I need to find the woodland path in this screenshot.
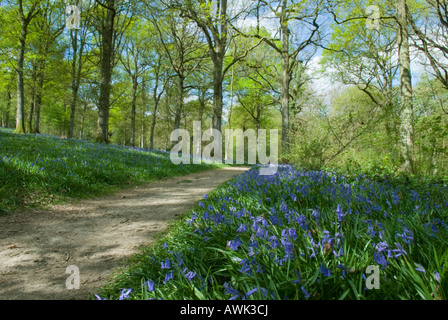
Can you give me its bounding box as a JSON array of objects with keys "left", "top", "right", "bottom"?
[{"left": 0, "top": 166, "right": 250, "bottom": 300}]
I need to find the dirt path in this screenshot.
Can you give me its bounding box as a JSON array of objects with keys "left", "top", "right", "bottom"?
[{"left": 0, "top": 166, "right": 250, "bottom": 300}]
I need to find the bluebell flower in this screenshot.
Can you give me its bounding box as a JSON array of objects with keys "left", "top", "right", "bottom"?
[
  {"left": 161, "top": 259, "right": 171, "bottom": 269},
  {"left": 240, "top": 259, "right": 253, "bottom": 275},
  {"left": 143, "top": 280, "right": 155, "bottom": 292},
  {"left": 374, "top": 252, "right": 388, "bottom": 268},
  {"left": 183, "top": 268, "right": 197, "bottom": 281},
  {"left": 301, "top": 286, "right": 310, "bottom": 298},
  {"left": 435, "top": 271, "right": 441, "bottom": 283},
  {"left": 163, "top": 272, "right": 173, "bottom": 284},
  {"left": 237, "top": 224, "right": 247, "bottom": 233},
  {"left": 375, "top": 242, "right": 389, "bottom": 253},
  {"left": 281, "top": 238, "right": 294, "bottom": 257},
  {"left": 246, "top": 287, "right": 258, "bottom": 297},
  {"left": 269, "top": 235, "right": 279, "bottom": 248},
  {"left": 320, "top": 264, "right": 331, "bottom": 277},
  {"left": 248, "top": 246, "right": 256, "bottom": 257},
  {"left": 227, "top": 238, "right": 241, "bottom": 251},
  {"left": 392, "top": 242, "right": 407, "bottom": 258},
  {"left": 336, "top": 204, "right": 346, "bottom": 222},
  {"left": 223, "top": 282, "right": 241, "bottom": 300},
  {"left": 415, "top": 264, "right": 426, "bottom": 273},
  {"left": 119, "top": 288, "right": 132, "bottom": 300}
]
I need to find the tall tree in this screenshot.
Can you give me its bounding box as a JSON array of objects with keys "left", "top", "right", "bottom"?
[
  {"left": 397, "top": 0, "right": 415, "bottom": 173},
  {"left": 149, "top": 7, "right": 206, "bottom": 143},
  {"left": 13, "top": 0, "right": 40, "bottom": 134},
  {"left": 119, "top": 18, "right": 150, "bottom": 147},
  {"left": 170, "top": 0, "right": 263, "bottom": 134},
  {"left": 68, "top": 0, "right": 94, "bottom": 138},
  {"left": 93, "top": 0, "right": 132, "bottom": 143},
  {"left": 28, "top": 0, "right": 65, "bottom": 133},
  {"left": 235, "top": 0, "right": 322, "bottom": 153}
]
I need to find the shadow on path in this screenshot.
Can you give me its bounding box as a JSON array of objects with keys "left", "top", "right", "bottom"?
[{"left": 0, "top": 166, "right": 250, "bottom": 300}]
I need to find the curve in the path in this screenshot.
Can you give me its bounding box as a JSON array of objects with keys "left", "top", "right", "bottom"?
[{"left": 0, "top": 166, "right": 250, "bottom": 300}]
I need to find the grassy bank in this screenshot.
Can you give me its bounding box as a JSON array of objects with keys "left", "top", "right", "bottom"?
[
  {"left": 0, "top": 129, "right": 222, "bottom": 213},
  {"left": 96, "top": 165, "right": 448, "bottom": 300}
]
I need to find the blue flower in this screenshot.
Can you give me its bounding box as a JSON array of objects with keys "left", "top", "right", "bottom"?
[
  {"left": 183, "top": 268, "right": 197, "bottom": 281},
  {"left": 268, "top": 235, "right": 279, "bottom": 248},
  {"left": 143, "top": 280, "right": 155, "bottom": 292},
  {"left": 237, "top": 224, "right": 247, "bottom": 233},
  {"left": 246, "top": 287, "right": 258, "bottom": 297},
  {"left": 375, "top": 242, "right": 389, "bottom": 253},
  {"left": 223, "top": 282, "right": 241, "bottom": 300},
  {"left": 163, "top": 272, "right": 173, "bottom": 284},
  {"left": 301, "top": 286, "right": 310, "bottom": 298},
  {"left": 374, "top": 251, "right": 388, "bottom": 268},
  {"left": 320, "top": 264, "right": 331, "bottom": 277},
  {"left": 415, "top": 264, "right": 426, "bottom": 273},
  {"left": 227, "top": 238, "right": 241, "bottom": 251},
  {"left": 161, "top": 259, "right": 171, "bottom": 269},
  {"left": 435, "top": 271, "right": 441, "bottom": 283},
  {"left": 336, "top": 204, "right": 346, "bottom": 222},
  {"left": 119, "top": 288, "right": 132, "bottom": 300}
]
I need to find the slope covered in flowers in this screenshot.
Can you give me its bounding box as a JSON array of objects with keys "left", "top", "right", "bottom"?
[
  {"left": 0, "top": 129, "right": 220, "bottom": 212},
  {"left": 98, "top": 165, "right": 448, "bottom": 300}
]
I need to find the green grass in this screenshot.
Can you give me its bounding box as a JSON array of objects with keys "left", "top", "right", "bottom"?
[{"left": 0, "top": 129, "right": 223, "bottom": 213}]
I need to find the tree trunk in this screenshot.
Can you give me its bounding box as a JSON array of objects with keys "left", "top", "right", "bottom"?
[
  {"left": 173, "top": 76, "right": 184, "bottom": 146},
  {"left": 28, "top": 101, "right": 34, "bottom": 133},
  {"left": 15, "top": 20, "right": 28, "bottom": 134},
  {"left": 150, "top": 87, "right": 160, "bottom": 150},
  {"left": 280, "top": 0, "right": 290, "bottom": 154},
  {"left": 5, "top": 90, "right": 12, "bottom": 128},
  {"left": 33, "top": 66, "right": 44, "bottom": 134},
  {"left": 80, "top": 101, "right": 87, "bottom": 140},
  {"left": 96, "top": 0, "right": 116, "bottom": 143},
  {"left": 212, "top": 48, "right": 224, "bottom": 133},
  {"left": 69, "top": 29, "right": 80, "bottom": 139},
  {"left": 140, "top": 76, "right": 147, "bottom": 149},
  {"left": 397, "top": 0, "right": 414, "bottom": 173},
  {"left": 130, "top": 75, "right": 138, "bottom": 147}
]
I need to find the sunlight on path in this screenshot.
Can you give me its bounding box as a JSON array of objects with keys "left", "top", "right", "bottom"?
[{"left": 0, "top": 166, "right": 250, "bottom": 300}]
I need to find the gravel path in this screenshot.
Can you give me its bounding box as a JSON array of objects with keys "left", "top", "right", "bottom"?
[{"left": 0, "top": 166, "right": 250, "bottom": 300}]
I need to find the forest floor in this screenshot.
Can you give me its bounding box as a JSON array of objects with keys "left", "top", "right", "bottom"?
[{"left": 0, "top": 166, "right": 250, "bottom": 300}]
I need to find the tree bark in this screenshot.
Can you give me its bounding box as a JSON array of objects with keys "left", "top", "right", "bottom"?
[
  {"left": 33, "top": 64, "right": 45, "bottom": 134},
  {"left": 96, "top": 0, "right": 116, "bottom": 143},
  {"left": 397, "top": 0, "right": 415, "bottom": 173},
  {"left": 212, "top": 50, "right": 224, "bottom": 133},
  {"left": 173, "top": 76, "right": 184, "bottom": 132},
  {"left": 130, "top": 75, "right": 138, "bottom": 147},
  {"left": 140, "top": 76, "right": 147, "bottom": 149},
  {"left": 69, "top": 28, "right": 84, "bottom": 139},
  {"left": 15, "top": 19, "right": 28, "bottom": 134},
  {"left": 280, "top": 0, "right": 290, "bottom": 154}
]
